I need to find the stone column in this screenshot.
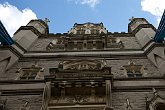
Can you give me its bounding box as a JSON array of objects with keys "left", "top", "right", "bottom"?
[
  {"left": 41, "top": 81, "right": 51, "bottom": 110},
  {"left": 105, "top": 80, "right": 113, "bottom": 110}
]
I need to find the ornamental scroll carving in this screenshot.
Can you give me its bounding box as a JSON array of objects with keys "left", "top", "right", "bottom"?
[
  {"left": 68, "top": 22, "right": 107, "bottom": 35},
  {"left": 50, "top": 95, "right": 105, "bottom": 105},
  {"left": 49, "top": 60, "right": 111, "bottom": 78},
  {"left": 61, "top": 60, "right": 107, "bottom": 70}
]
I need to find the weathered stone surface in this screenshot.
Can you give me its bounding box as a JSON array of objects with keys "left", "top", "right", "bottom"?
[
  {"left": 0, "top": 18, "right": 165, "bottom": 110},
  {"left": 1, "top": 95, "right": 42, "bottom": 110}
]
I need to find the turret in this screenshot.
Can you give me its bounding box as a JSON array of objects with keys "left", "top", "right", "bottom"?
[
  {"left": 146, "top": 10, "right": 165, "bottom": 74},
  {"left": 27, "top": 19, "right": 49, "bottom": 34},
  {"left": 12, "top": 19, "right": 49, "bottom": 50},
  {"left": 128, "top": 18, "right": 156, "bottom": 48}
]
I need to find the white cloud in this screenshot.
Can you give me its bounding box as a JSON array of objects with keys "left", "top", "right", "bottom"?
[
  {"left": 0, "top": 2, "right": 37, "bottom": 36},
  {"left": 141, "top": 0, "right": 165, "bottom": 24},
  {"left": 68, "top": 0, "right": 101, "bottom": 8}
]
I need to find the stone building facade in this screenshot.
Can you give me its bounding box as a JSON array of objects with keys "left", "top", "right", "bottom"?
[{"left": 0, "top": 18, "right": 165, "bottom": 110}]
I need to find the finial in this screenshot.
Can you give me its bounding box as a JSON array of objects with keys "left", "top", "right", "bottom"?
[
  {"left": 129, "top": 16, "right": 134, "bottom": 22},
  {"left": 23, "top": 101, "right": 29, "bottom": 107},
  {"left": 74, "top": 23, "right": 77, "bottom": 26},
  {"left": 34, "top": 61, "right": 38, "bottom": 67},
  {"left": 152, "top": 88, "right": 158, "bottom": 96},
  {"left": 44, "top": 18, "right": 50, "bottom": 25},
  {"left": 126, "top": 98, "right": 132, "bottom": 110},
  {"left": 145, "top": 95, "right": 149, "bottom": 102},
  {"left": 100, "top": 22, "right": 103, "bottom": 26},
  {"left": 128, "top": 59, "right": 135, "bottom": 65},
  {"left": 20, "top": 101, "right": 29, "bottom": 110}
]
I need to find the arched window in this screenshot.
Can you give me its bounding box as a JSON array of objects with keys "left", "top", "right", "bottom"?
[{"left": 155, "top": 103, "right": 165, "bottom": 110}]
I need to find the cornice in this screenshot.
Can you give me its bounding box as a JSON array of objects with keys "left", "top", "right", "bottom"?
[
  {"left": 13, "top": 26, "right": 43, "bottom": 37},
  {"left": 131, "top": 24, "right": 156, "bottom": 35},
  {"left": 128, "top": 18, "right": 149, "bottom": 26},
  {"left": 0, "top": 79, "right": 45, "bottom": 84},
  {"left": 0, "top": 44, "right": 23, "bottom": 57},
  {"left": 144, "top": 43, "right": 165, "bottom": 55}
]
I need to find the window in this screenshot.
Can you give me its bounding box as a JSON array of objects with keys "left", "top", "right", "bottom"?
[
  {"left": 122, "top": 61, "right": 145, "bottom": 78},
  {"left": 67, "top": 42, "right": 74, "bottom": 50},
  {"left": 146, "top": 88, "right": 165, "bottom": 110},
  {"left": 77, "top": 42, "right": 83, "bottom": 50},
  {"left": 106, "top": 37, "right": 124, "bottom": 49},
  {"left": 87, "top": 41, "right": 93, "bottom": 49},
  {"left": 20, "top": 72, "right": 37, "bottom": 80},
  {"left": 47, "top": 39, "right": 65, "bottom": 51},
  {"left": 127, "top": 71, "right": 134, "bottom": 77},
  {"left": 17, "top": 65, "right": 44, "bottom": 80},
  {"left": 85, "top": 29, "right": 91, "bottom": 34},
  {"left": 96, "top": 41, "right": 103, "bottom": 49}
]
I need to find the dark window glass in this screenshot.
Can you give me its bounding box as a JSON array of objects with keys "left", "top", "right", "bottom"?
[
  {"left": 135, "top": 73, "right": 142, "bottom": 77},
  {"left": 127, "top": 74, "right": 134, "bottom": 77}
]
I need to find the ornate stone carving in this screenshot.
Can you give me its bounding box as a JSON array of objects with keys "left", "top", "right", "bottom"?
[
  {"left": 49, "top": 95, "right": 106, "bottom": 105},
  {"left": 16, "top": 64, "right": 44, "bottom": 80},
  {"left": 19, "top": 101, "right": 29, "bottom": 110},
  {"left": 146, "top": 88, "right": 165, "bottom": 110},
  {"left": 49, "top": 60, "right": 110, "bottom": 78},
  {"left": 122, "top": 60, "right": 145, "bottom": 77},
  {"left": 106, "top": 37, "right": 124, "bottom": 49},
  {"left": 66, "top": 95, "right": 89, "bottom": 104},
  {"left": 68, "top": 22, "right": 107, "bottom": 35},
  {"left": 62, "top": 60, "right": 106, "bottom": 70},
  {"left": 44, "top": 18, "right": 50, "bottom": 25}
]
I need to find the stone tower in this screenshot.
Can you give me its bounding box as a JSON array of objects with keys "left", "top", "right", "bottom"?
[{"left": 0, "top": 18, "right": 165, "bottom": 110}]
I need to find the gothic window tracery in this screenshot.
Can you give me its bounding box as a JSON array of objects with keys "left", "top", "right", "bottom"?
[{"left": 20, "top": 72, "right": 37, "bottom": 80}]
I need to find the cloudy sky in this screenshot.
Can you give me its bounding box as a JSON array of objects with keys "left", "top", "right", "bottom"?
[{"left": 0, "top": 0, "right": 164, "bottom": 36}]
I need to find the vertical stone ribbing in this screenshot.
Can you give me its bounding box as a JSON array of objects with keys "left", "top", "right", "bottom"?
[{"left": 105, "top": 80, "right": 113, "bottom": 110}]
